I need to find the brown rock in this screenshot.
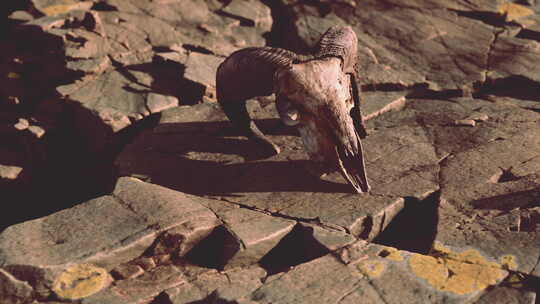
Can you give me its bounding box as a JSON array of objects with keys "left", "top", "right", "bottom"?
[
  {"left": 0, "top": 177, "right": 220, "bottom": 271},
  {"left": 183, "top": 52, "right": 223, "bottom": 102},
  {"left": 166, "top": 266, "right": 266, "bottom": 303},
  {"left": 115, "top": 102, "right": 409, "bottom": 239},
  {"left": 221, "top": 0, "right": 272, "bottom": 31},
  {"left": 200, "top": 200, "right": 296, "bottom": 269},
  {"left": 81, "top": 265, "right": 185, "bottom": 304},
  {"left": 111, "top": 264, "right": 144, "bottom": 280}
]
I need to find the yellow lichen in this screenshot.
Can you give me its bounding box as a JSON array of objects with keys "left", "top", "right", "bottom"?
[
  {"left": 409, "top": 244, "right": 509, "bottom": 295},
  {"left": 7, "top": 72, "right": 21, "bottom": 79},
  {"left": 378, "top": 247, "right": 404, "bottom": 262},
  {"left": 497, "top": 2, "right": 534, "bottom": 21},
  {"left": 499, "top": 255, "right": 518, "bottom": 271},
  {"left": 357, "top": 259, "right": 386, "bottom": 278},
  {"left": 52, "top": 264, "right": 110, "bottom": 300}
]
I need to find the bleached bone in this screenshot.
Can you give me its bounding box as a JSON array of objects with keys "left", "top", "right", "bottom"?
[{"left": 216, "top": 26, "right": 370, "bottom": 193}]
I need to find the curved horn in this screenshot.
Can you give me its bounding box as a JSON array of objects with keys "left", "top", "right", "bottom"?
[
  {"left": 217, "top": 47, "right": 298, "bottom": 154},
  {"left": 315, "top": 26, "right": 358, "bottom": 74},
  {"left": 317, "top": 26, "right": 368, "bottom": 139}
]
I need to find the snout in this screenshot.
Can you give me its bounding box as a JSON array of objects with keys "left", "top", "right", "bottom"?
[{"left": 297, "top": 113, "right": 370, "bottom": 193}]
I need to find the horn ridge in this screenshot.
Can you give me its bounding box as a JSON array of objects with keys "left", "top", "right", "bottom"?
[{"left": 315, "top": 26, "right": 358, "bottom": 73}]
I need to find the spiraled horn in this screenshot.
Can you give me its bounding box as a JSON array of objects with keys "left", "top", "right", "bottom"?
[
  {"left": 216, "top": 47, "right": 298, "bottom": 154},
  {"left": 315, "top": 26, "right": 358, "bottom": 74}
]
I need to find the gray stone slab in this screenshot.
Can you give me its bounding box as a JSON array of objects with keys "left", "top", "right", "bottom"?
[
  {"left": 199, "top": 199, "right": 296, "bottom": 269},
  {"left": 278, "top": 0, "right": 540, "bottom": 92},
  {"left": 245, "top": 240, "right": 511, "bottom": 304},
  {"left": 166, "top": 266, "right": 266, "bottom": 303},
  {"left": 115, "top": 101, "right": 413, "bottom": 239},
  {"left": 0, "top": 177, "right": 220, "bottom": 270},
  {"left": 0, "top": 195, "right": 152, "bottom": 269}
]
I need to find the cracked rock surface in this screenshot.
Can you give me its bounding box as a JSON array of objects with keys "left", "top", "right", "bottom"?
[{"left": 1, "top": 0, "right": 539, "bottom": 303}]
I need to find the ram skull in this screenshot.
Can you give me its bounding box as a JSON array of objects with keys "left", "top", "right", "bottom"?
[{"left": 216, "top": 26, "right": 370, "bottom": 193}]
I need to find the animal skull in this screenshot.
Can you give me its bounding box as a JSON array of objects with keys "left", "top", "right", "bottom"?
[{"left": 216, "top": 26, "right": 370, "bottom": 193}]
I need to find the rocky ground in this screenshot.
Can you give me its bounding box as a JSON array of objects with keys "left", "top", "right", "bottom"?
[{"left": 1, "top": 0, "right": 539, "bottom": 303}]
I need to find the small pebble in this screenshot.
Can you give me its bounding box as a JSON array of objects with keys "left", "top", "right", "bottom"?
[{"left": 454, "top": 119, "right": 476, "bottom": 127}]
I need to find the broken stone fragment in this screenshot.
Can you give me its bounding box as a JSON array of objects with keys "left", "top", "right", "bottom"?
[
  {"left": 362, "top": 92, "right": 407, "bottom": 121},
  {"left": 80, "top": 265, "right": 185, "bottom": 304},
  {"left": 221, "top": 0, "right": 272, "bottom": 31},
  {"left": 497, "top": 2, "right": 535, "bottom": 21},
  {"left": 113, "top": 177, "right": 221, "bottom": 256},
  {"left": 183, "top": 52, "right": 223, "bottom": 102},
  {"left": 166, "top": 266, "right": 266, "bottom": 303},
  {"left": 203, "top": 204, "right": 296, "bottom": 269},
  {"left": 454, "top": 119, "right": 476, "bottom": 127},
  {"left": 146, "top": 93, "right": 179, "bottom": 114},
  {"left": 0, "top": 165, "right": 24, "bottom": 180},
  {"left": 111, "top": 263, "right": 144, "bottom": 280},
  {"left": 13, "top": 118, "right": 29, "bottom": 131}
]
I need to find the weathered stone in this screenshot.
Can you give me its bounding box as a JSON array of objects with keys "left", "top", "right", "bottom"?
[
  {"left": 362, "top": 92, "right": 407, "bottom": 121},
  {"left": 454, "top": 119, "right": 476, "bottom": 127},
  {"left": 0, "top": 268, "right": 34, "bottom": 304},
  {"left": 166, "top": 266, "right": 266, "bottom": 303},
  {"left": 199, "top": 199, "right": 296, "bottom": 269},
  {"left": 280, "top": 0, "right": 495, "bottom": 90},
  {"left": 221, "top": 0, "right": 272, "bottom": 31},
  {"left": 475, "top": 285, "right": 537, "bottom": 304},
  {"left": 146, "top": 93, "right": 179, "bottom": 114},
  {"left": 183, "top": 52, "right": 223, "bottom": 102},
  {"left": 113, "top": 177, "right": 221, "bottom": 256},
  {"left": 299, "top": 223, "right": 356, "bottom": 252},
  {"left": 0, "top": 195, "right": 152, "bottom": 269},
  {"left": 132, "top": 257, "right": 156, "bottom": 271},
  {"left": 115, "top": 102, "right": 409, "bottom": 239},
  {"left": 0, "top": 177, "right": 220, "bottom": 271},
  {"left": 81, "top": 265, "right": 185, "bottom": 304},
  {"left": 337, "top": 241, "right": 510, "bottom": 302},
  {"left": 489, "top": 36, "right": 540, "bottom": 83},
  {"left": 111, "top": 263, "right": 144, "bottom": 280},
  {"left": 248, "top": 240, "right": 508, "bottom": 304},
  {"left": 0, "top": 164, "right": 23, "bottom": 180}
]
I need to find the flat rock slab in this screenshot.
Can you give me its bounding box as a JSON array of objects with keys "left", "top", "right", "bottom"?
[
  {"left": 279, "top": 0, "right": 540, "bottom": 91},
  {"left": 80, "top": 265, "right": 185, "bottom": 304},
  {"left": 198, "top": 199, "right": 296, "bottom": 269},
  {"left": 20, "top": 0, "right": 273, "bottom": 153},
  {"left": 371, "top": 96, "right": 540, "bottom": 279},
  {"left": 165, "top": 266, "right": 267, "bottom": 303},
  {"left": 0, "top": 177, "right": 219, "bottom": 270},
  {"left": 241, "top": 241, "right": 512, "bottom": 303},
  {"left": 116, "top": 93, "right": 426, "bottom": 239}
]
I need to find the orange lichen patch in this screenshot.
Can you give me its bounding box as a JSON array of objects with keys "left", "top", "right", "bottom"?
[
  {"left": 52, "top": 264, "right": 111, "bottom": 300},
  {"left": 409, "top": 243, "right": 509, "bottom": 295},
  {"left": 497, "top": 2, "right": 534, "bottom": 21},
  {"left": 499, "top": 255, "right": 518, "bottom": 271},
  {"left": 7, "top": 72, "right": 21, "bottom": 79},
  {"left": 357, "top": 259, "right": 386, "bottom": 278},
  {"left": 378, "top": 247, "right": 404, "bottom": 262}
]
